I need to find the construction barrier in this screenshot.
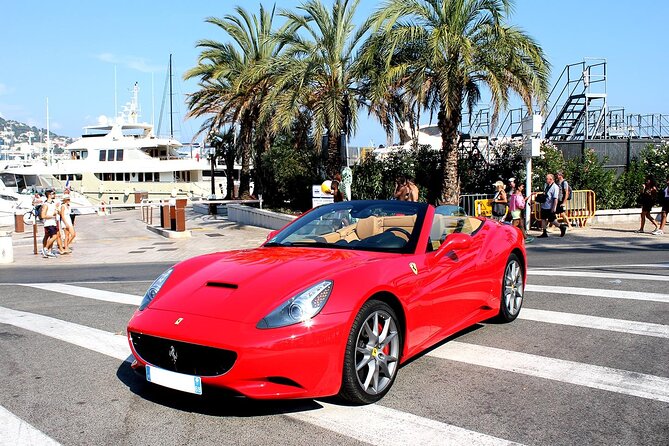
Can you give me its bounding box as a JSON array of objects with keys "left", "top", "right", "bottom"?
[{"left": 474, "top": 199, "right": 494, "bottom": 218}]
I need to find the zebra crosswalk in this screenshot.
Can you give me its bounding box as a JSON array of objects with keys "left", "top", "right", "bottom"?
[{"left": 0, "top": 264, "right": 667, "bottom": 445}]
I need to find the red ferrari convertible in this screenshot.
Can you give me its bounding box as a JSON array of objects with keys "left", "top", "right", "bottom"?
[{"left": 127, "top": 200, "right": 525, "bottom": 404}]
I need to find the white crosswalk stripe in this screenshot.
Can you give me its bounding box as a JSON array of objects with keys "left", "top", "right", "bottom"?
[
  {"left": 518, "top": 308, "right": 669, "bottom": 338},
  {"left": 526, "top": 284, "right": 669, "bottom": 303},
  {"left": 528, "top": 270, "right": 669, "bottom": 281},
  {"left": 428, "top": 342, "right": 669, "bottom": 403},
  {"left": 0, "top": 405, "right": 61, "bottom": 446}
]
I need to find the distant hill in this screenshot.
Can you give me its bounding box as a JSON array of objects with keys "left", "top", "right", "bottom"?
[{"left": 0, "top": 115, "right": 73, "bottom": 147}]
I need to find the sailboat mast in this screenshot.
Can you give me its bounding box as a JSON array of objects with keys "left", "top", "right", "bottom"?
[{"left": 169, "top": 54, "right": 173, "bottom": 139}]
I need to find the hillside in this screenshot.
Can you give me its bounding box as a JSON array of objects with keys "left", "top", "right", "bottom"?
[{"left": 0, "top": 115, "right": 73, "bottom": 147}]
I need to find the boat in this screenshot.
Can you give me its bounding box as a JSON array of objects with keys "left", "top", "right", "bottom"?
[
  {"left": 40, "top": 82, "right": 214, "bottom": 205},
  {"left": 0, "top": 168, "right": 97, "bottom": 222}
]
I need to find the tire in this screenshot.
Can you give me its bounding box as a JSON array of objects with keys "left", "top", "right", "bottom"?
[
  {"left": 497, "top": 253, "right": 524, "bottom": 322},
  {"left": 339, "top": 299, "right": 402, "bottom": 404}
]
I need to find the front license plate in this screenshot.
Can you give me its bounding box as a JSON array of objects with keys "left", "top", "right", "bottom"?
[{"left": 146, "top": 365, "right": 202, "bottom": 395}]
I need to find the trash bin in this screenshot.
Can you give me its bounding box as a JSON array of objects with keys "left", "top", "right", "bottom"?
[
  {"left": 14, "top": 211, "right": 25, "bottom": 233},
  {"left": 0, "top": 231, "right": 13, "bottom": 264}
]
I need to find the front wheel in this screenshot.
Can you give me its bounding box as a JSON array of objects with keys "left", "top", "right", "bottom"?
[
  {"left": 497, "top": 253, "right": 524, "bottom": 322},
  {"left": 339, "top": 300, "right": 402, "bottom": 404}
]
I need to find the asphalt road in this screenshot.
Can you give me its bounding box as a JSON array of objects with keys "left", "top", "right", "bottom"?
[{"left": 0, "top": 245, "right": 668, "bottom": 445}]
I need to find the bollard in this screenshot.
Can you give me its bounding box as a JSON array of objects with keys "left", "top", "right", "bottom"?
[
  {"left": 161, "top": 203, "right": 170, "bottom": 229},
  {"left": 14, "top": 212, "right": 25, "bottom": 233},
  {"left": 0, "top": 231, "right": 13, "bottom": 264},
  {"left": 175, "top": 199, "right": 187, "bottom": 232}
]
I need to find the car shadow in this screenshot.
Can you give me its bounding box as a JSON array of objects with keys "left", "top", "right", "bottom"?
[
  {"left": 398, "top": 324, "right": 485, "bottom": 368},
  {"left": 116, "top": 361, "right": 324, "bottom": 417}
]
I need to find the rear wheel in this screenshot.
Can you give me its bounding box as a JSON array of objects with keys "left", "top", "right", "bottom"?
[
  {"left": 497, "top": 253, "right": 524, "bottom": 322},
  {"left": 339, "top": 300, "right": 401, "bottom": 404}
]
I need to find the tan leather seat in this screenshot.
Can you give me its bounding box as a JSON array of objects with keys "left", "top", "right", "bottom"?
[{"left": 354, "top": 216, "right": 382, "bottom": 240}]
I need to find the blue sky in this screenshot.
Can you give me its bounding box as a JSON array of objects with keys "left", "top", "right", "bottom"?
[{"left": 2, "top": 0, "right": 667, "bottom": 147}]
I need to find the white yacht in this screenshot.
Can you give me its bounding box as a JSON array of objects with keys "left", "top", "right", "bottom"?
[{"left": 47, "top": 83, "right": 212, "bottom": 205}]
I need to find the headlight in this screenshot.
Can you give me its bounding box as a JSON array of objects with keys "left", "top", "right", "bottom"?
[
  {"left": 139, "top": 268, "right": 173, "bottom": 311},
  {"left": 257, "top": 280, "right": 333, "bottom": 329}
]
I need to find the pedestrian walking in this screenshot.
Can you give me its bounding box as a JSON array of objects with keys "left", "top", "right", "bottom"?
[
  {"left": 635, "top": 176, "right": 658, "bottom": 233},
  {"left": 40, "top": 190, "right": 59, "bottom": 258},
  {"left": 555, "top": 171, "right": 572, "bottom": 228},
  {"left": 60, "top": 194, "right": 75, "bottom": 251},
  {"left": 652, "top": 175, "right": 668, "bottom": 235},
  {"left": 491, "top": 180, "right": 507, "bottom": 221},
  {"left": 537, "top": 174, "right": 567, "bottom": 238}
]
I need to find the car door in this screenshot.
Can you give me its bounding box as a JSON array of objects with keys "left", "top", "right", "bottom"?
[{"left": 421, "top": 220, "right": 488, "bottom": 337}]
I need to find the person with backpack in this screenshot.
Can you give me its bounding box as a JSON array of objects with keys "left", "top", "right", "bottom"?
[
  {"left": 537, "top": 174, "right": 567, "bottom": 238},
  {"left": 556, "top": 172, "right": 572, "bottom": 228}
]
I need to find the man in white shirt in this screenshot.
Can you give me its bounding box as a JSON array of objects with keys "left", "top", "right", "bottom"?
[{"left": 538, "top": 174, "right": 567, "bottom": 238}]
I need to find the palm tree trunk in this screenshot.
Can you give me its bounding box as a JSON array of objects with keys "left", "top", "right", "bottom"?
[
  {"left": 238, "top": 114, "right": 253, "bottom": 199},
  {"left": 437, "top": 102, "right": 462, "bottom": 205},
  {"left": 327, "top": 129, "right": 340, "bottom": 179}
]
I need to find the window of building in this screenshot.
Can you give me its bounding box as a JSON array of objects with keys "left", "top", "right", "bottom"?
[
  {"left": 108, "top": 150, "right": 115, "bottom": 161},
  {"left": 99, "top": 150, "right": 106, "bottom": 161},
  {"left": 116, "top": 149, "right": 124, "bottom": 161}
]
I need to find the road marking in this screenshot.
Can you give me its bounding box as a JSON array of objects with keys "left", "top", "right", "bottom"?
[
  {"left": 14, "top": 283, "right": 141, "bottom": 306},
  {"left": 519, "top": 308, "right": 669, "bottom": 338},
  {"left": 0, "top": 405, "right": 61, "bottom": 446},
  {"left": 0, "top": 306, "right": 131, "bottom": 362},
  {"left": 526, "top": 284, "right": 669, "bottom": 303},
  {"left": 290, "top": 402, "right": 522, "bottom": 446},
  {"left": 0, "top": 307, "right": 521, "bottom": 446},
  {"left": 557, "top": 263, "right": 669, "bottom": 270},
  {"left": 528, "top": 270, "right": 669, "bottom": 282},
  {"left": 428, "top": 341, "right": 669, "bottom": 403}
]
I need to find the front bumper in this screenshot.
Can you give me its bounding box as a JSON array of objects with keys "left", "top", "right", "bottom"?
[{"left": 127, "top": 309, "right": 348, "bottom": 399}]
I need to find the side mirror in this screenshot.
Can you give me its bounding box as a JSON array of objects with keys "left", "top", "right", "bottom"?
[
  {"left": 440, "top": 233, "right": 472, "bottom": 252},
  {"left": 266, "top": 230, "right": 279, "bottom": 241},
  {"left": 429, "top": 233, "right": 472, "bottom": 265}
]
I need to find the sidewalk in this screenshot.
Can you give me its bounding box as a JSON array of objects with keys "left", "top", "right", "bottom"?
[
  {"left": 4, "top": 208, "right": 272, "bottom": 267},
  {"left": 1, "top": 207, "right": 666, "bottom": 268}
]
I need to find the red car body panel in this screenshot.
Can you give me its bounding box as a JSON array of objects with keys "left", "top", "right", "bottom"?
[{"left": 127, "top": 201, "right": 525, "bottom": 399}]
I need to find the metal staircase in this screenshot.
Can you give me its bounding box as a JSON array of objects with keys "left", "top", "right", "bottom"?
[{"left": 544, "top": 59, "right": 608, "bottom": 141}]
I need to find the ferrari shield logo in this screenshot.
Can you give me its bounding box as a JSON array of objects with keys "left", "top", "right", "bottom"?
[
  {"left": 409, "top": 262, "right": 418, "bottom": 275},
  {"left": 174, "top": 317, "right": 183, "bottom": 325}
]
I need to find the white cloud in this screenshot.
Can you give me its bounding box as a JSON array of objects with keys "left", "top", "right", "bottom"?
[
  {"left": 95, "top": 53, "right": 164, "bottom": 73},
  {"left": 0, "top": 83, "right": 12, "bottom": 96}
]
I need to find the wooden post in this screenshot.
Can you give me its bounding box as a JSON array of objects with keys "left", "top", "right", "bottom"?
[{"left": 33, "top": 222, "right": 38, "bottom": 255}]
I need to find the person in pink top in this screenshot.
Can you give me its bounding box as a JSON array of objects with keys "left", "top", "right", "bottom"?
[{"left": 509, "top": 183, "right": 532, "bottom": 242}]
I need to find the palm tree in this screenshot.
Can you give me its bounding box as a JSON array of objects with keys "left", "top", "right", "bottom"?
[
  {"left": 365, "top": 0, "right": 550, "bottom": 203},
  {"left": 185, "top": 5, "right": 282, "bottom": 198},
  {"left": 267, "top": 0, "right": 370, "bottom": 178}
]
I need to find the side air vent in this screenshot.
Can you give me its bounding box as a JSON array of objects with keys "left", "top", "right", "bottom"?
[{"left": 206, "top": 281, "right": 238, "bottom": 289}]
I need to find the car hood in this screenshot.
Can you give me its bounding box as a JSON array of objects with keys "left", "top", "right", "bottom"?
[{"left": 149, "top": 247, "right": 391, "bottom": 324}]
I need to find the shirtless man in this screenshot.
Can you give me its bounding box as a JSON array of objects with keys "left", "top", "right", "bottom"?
[{"left": 394, "top": 176, "right": 419, "bottom": 202}]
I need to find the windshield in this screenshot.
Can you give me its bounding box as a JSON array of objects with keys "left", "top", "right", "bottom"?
[{"left": 266, "top": 200, "right": 428, "bottom": 253}]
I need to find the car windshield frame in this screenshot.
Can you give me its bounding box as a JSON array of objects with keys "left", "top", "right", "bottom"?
[{"left": 265, "top": 200, "right": 429, "bottom": 254}]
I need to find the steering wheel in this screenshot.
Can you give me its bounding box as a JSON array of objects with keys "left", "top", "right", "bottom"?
[{"left": 384, "top": 227, "right": 411, "bottom": 238}]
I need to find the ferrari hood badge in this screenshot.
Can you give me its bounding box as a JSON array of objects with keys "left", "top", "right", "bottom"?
[
  {"left": 174, "top": 317, "right": 184, "bottom": 325},
  {"left": 409, "top": 262, "right": 418, "bottom": 275}
]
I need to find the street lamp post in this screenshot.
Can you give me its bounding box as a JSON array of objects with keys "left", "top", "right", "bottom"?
[{"left": 209, "top": 138, "right": 217, "bottom": 215}]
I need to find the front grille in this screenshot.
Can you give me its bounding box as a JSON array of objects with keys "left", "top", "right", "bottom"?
[{"left": 130, "top": 332, "right": 237, "bottom": 376}]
